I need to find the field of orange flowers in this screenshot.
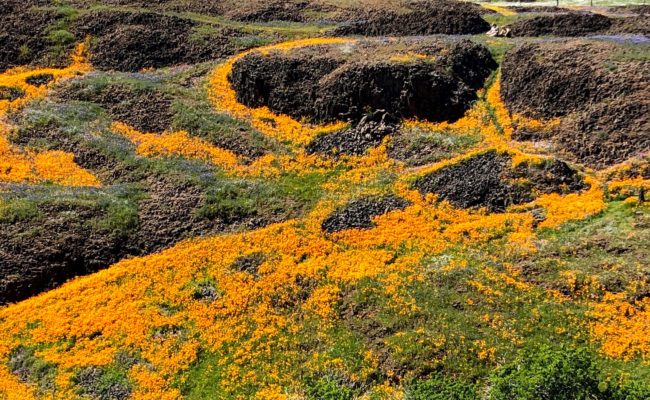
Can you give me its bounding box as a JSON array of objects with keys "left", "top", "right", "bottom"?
[{"left": 0, "top": 34, "right": 648, "bottom": 400}]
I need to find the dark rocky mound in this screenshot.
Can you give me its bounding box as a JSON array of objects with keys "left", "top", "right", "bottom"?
[
  {"left": 505, "top": 6, "right": 567, "bottom": 13},
  {"left": 552, "top": 97, "right": 650, "bottom": 169},
  {"left": 134, "top": 176, "right": 225, "bottom": 253},
  {"left": 607, "top": 5, "right": 650, "bottom": 15},
  {"left": 0, "top": 2, "right": 60, "bottom": 72},
  {"left": 164, "top": 1, "right": 224, "bottom": 16},
  {"left": 306, "top": 111, "right": 399, "bottom": 156},
  {"left": 230, "top": 49, "right": 345, "bottom": 121},
  {"left": 25, "top": 73, "right": 55, "bottom": 87},
  {"left": 507, "top": 12, "right": 612, "bottom": 37},
  {"left": 413, "top": 151, "right": 586, "bottom": 213},
  {"left": 322, "top": 195, "right": 411, "bottom": 233},
  {"left": 229, "top": 38, "right": 496, "bottom": 123},
  {"left": 501, "top": 41, "right": 649, "bottom": 168},
  {"left": 0, "top": 180, "right": 209, "bottom": 304},
  {"left": 58, "top": 83, "right": 174, "bottom": 133},
  {"left": 0, "top": 87, "right": 25, "bottom": 102},
  {"left": 0, "top": 201, "right": 137, "bottom": 304},
  {"left": 333, "top": 0, "right": 490, "bottom": 36},
  {"left": 95, "top": 0, "right": 173, "bottom": 5},
  {"left": 0, "top": 106, "right": 297, "bottom": 303},
  {"left": 609, "top": 16, "right": 650, "bottom": 36},
  {"left": 228, "top": 0, "right": 320, "bottom": 22},
  {"left": 71, "top": 11, "right": 245, "bottom": 72}
]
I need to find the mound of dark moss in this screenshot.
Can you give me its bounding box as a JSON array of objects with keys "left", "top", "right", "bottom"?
[
  {"left": 230, "top": 38, "right": 496, "bottom": 123},
  {"left": 501, "top": 41, "right": 650, "bottom": 168},
  {"left": 71, "top": 11, "right": 246, "bottom": 72},
  {"left": 306, "top": 111, "right": 399, "bottom": 156},
  {"left": 322, "top": 195, "right": 411, "bottom": 233},
  {"left": 333, "top": 0, "right": 490, "bottom": 36},
  {"left": 507, "top": 12, "right": 612, "bottom": 37},
  {"left": 413, "top": 151, "right": 586, "bottom": 213}
]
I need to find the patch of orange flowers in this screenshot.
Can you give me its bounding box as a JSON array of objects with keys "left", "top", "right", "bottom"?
[
  {"left": 590, "top": 293, "right": 650, "bottom": 362},
  {"left": 0, "top": 43, "right": 99, "bottom": 187}
]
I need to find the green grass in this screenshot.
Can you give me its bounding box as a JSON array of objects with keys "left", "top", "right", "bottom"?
[
  {"left": 389, "top": 126, "right": 482, "bottom": 167},
  {"left": 7, "top": 346, "right": 57, "bottom": 396},
  {"left": 609, "top": 43, "right": 650, "bottom": 63},
  {"left": 70, "top": 353, "right": 134, "bottom": 400},
  {"left": 517, "top": 201, "right": 650, "bottom": 301},
  {"left": 483, "top": 14, "right": 526, "bottom": 27},
  {"left": 180, "top": 351, "right": 233, "bottom": 400},
  {"left": 176, "top": 203, "right": 649, "bottom": 398},
  {"left": 405, "top": 374, "right": 478, "bottom": 400},
  {"left": 0, "top": 198, "right": 41, "bottom": 223},
  {"left": 198, "top": 170, "right": 334, "bottom": 223}
]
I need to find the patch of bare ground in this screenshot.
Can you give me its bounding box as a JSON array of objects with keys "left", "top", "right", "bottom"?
[
  {"left": 502, "top": 40, "right": 650, "bottom": 169},
  {"left": 321, "top": 195, "right": 411, "bottom": 233}
]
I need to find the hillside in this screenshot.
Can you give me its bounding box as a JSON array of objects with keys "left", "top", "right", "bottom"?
[{"left": 0, "top": 1, "right": 649, "bottom": 399}]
